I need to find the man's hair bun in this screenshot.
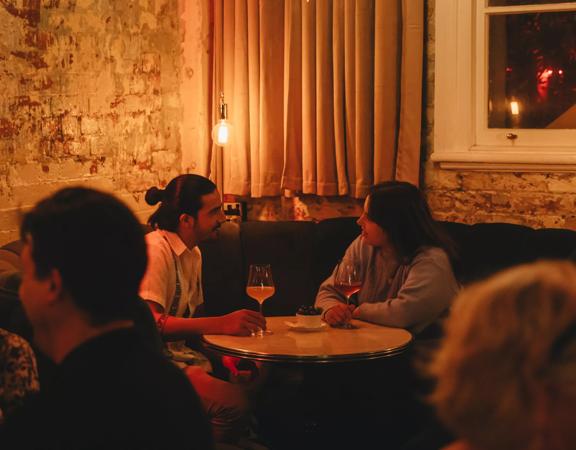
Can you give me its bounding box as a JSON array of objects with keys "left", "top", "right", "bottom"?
[{"left": 145, "top": 187, "right": 164, "bottom": 206}]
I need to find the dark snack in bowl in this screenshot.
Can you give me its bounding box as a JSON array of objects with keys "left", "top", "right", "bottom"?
[{"left": 297, "top": 305, "right": 322, "bottom": 316}]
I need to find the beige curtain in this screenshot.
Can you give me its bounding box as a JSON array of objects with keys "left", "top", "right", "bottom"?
[{"left": 210, "top": 0, "right": 423, "bottom": 198}]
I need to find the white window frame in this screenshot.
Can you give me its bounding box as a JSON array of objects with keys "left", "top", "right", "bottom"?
[{"left": 432, "top": 0, "right": 576, "bottom": 171}]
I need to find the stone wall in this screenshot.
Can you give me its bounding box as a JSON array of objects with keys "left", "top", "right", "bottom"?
[
  {"left": 3, "top": 0, "right": 574, "bottom": 247},
  {"left": 245, "top": 194, "right": 362, "bottom": 222},
  {"left": 0, "top": 0, "right": 193, "bottom": 245},
  {"left": 0, "top": 0, "right": 358, "bottom": 245},
  {"left": 423, "top": 0, "right": 576, "bottom": 229}
]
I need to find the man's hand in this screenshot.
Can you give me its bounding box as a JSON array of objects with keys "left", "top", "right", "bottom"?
[
  {"left": 323, "top": 303, "right": 356, "bottom": 326},
  {"left": 220, "top": 309, "right": 266, "bottom": 336}
]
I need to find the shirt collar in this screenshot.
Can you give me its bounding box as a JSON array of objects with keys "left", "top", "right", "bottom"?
[{"left": 161, "top": 230, "right": 189, "bottom": 257}]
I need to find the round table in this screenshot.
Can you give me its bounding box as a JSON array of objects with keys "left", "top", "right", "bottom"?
[{"left": 202, "top": 316, "right": 413, "bottom": 363}]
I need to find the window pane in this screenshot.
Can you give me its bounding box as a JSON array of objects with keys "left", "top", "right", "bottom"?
[
  {"left": 489, "top": 0, "right": 573, "bottom": 6},
  {"left": 488, "top": 12, "right": 576, "bottom": 129}
]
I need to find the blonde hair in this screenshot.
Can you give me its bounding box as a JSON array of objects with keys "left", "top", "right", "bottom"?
[{"left": 429, "top": 261, "right": 576, "bottom": 450}]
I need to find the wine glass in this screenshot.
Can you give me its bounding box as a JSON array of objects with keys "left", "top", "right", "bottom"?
[
  {"left": 333, "top": 260, "right": 362, "bottom": 329},
  {"left": 246, "top": 264, "right": 275, "bottom": 336}
]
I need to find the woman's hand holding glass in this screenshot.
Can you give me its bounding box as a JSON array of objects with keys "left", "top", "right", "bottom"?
[
  {"left": 331, "top": 260, "right": 362, "bottom": 329},
  {"left": 323, "top": 303, "right": 356, "bottom": 327}
]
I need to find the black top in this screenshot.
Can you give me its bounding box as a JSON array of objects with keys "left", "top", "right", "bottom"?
[{"left": 0, "top": 328, "right": 213, "bottom": 450}]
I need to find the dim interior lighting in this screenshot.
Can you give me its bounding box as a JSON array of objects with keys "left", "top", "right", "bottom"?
[
  {"left": 510, "top": 100, "right": 520, "bottom": 116},
  {"left": 558, "top": 69, "right": 564, "bottom": 75},
  {"left": 212, "top": 92, "right": 232, "bottom": 147}
]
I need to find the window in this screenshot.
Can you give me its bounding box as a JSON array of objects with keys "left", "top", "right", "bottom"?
[{"left": 432, "top": 0, "right": 576, "bottom": 171}]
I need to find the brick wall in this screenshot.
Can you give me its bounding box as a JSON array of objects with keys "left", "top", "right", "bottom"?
[
  {"left": 423, "top": 0, "right": 576, "bottom": 229},
  {"left": 0, "top": 0, "right": 198, "bottom": 245},
  {"left": 3, "top": 0, "right": 573, "bottom": 246}
]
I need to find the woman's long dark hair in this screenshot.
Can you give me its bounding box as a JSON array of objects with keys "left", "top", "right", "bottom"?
[
  {"left": 146, "top": 174, "right": 217, "bottom": 231},
  {"left": 367, "top": 181, "right": 457, "bottom": 263}
]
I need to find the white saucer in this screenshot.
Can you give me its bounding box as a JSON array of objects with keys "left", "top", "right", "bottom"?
[{"left": 285, "top": 321, "right": 327, "bottom": 332}]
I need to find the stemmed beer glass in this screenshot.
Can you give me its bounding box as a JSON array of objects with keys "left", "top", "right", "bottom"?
[
  {"left": 246, "top": 264, "right": 275, "bottom": 336},
  {"left": 333, "top": 260, "right": 362, "bottom": 329}
]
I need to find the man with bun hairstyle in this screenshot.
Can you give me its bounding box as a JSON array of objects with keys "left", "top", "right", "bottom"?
[{"left": 141, "top": 174, "right": 265, "bottom": 445}]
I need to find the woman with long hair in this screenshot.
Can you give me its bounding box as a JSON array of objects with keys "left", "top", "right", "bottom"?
[{"left": 315, "top": 181, "right": 459, "bottom": 334}]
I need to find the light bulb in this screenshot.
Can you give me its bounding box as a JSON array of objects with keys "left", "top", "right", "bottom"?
[
  {"left": 212, "top": 92, "right": 232, "bottom": 147},
  {"left": 212, "top": 120, "right": 232, "bottom": 147},
  {"left": 510, "top": 100, "right": 520, "bottom": 116}
]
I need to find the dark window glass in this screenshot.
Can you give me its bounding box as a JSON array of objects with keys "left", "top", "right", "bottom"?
[
  {"left": 489, "top": 0, "right": 573, "bottom": 6},
  {"left": 488, "top": 11, "right": 576, "bottom": 129}
]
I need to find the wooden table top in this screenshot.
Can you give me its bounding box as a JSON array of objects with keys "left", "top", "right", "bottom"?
[{"left": 202, "top": 316, "right": 413, "bottom": 363}]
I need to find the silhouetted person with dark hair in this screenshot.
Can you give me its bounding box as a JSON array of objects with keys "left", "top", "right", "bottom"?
[
  {"left": 0, "top": 187, "right": 212, "bottom": 450},
  {"left": 141, "top": 174, "right": 265, "bottom": 445},
  {"left": 316, "top": 181, "right": 459, "bottom": 333}
]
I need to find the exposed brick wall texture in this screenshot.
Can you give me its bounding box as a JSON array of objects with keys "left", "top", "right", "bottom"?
[
  {"left": 4, "top": 0, "right": 573, "bottom": 247},
  {"left": 0, "top": 0, "right": 186, "bottom": 245},
  {"left": 423, "top": 0, "right": 576, "bottom": 230},
  {"left": 246, "top": 195, "right": 363, "bottom": 222}
]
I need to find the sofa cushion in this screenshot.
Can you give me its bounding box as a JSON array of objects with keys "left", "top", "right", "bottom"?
[
  {"left": 314, "top": 217, "right": 361, "bottom": 288},
  {"left": 437, "top": 221, "right": 471, "bottom": 283},
  {"left": 240, "top": 221, "right": 318, "bottom": 316},
  {"left": 456, "top": 222, "right": 533, "bottom": 283},
  {"left": 524, "top": 228, "right": 576, "bottom": 262},
  {"left": 199, "top": 221, "right": 245, "bottom": 316}
]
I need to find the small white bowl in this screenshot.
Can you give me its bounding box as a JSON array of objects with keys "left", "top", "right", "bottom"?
[{"left": 295, "top": 313, "right": 323, "bottom": 329}]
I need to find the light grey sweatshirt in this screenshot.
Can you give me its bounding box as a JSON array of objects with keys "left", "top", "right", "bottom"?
[{"left": 315, "top": 236, "right": 460, "bottom": 334}]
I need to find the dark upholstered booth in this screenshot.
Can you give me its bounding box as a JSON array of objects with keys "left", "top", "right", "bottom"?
[
  {"left": 199, "top": 217, "right": 362, "bottom": 317},
  {"left": 3, "top": 217, "right": 576, "bottom": 333},
  {"left": 198, "top": 218, "right": 576, "bottom": 318}
]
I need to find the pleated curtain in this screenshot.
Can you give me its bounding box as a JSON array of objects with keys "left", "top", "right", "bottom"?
[{"left": 210, "top": 0, "right": 423, "bottom": 198}]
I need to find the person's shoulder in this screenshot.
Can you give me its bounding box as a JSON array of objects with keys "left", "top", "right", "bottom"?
[
  {"left": 416, "top": 246, "right": 450, "bottom": 261},
  {"left": 97, "top": 341, "right": 201, "bottom": 409},
  {"left": 0, "top": 327, "right": 24, "bottom": 343},
  {"left": 191, "top": 245, "right": 202, "bottom": 258},
  {"left": 349, "top": 235, "right": 371, "bottom": 253},
  {"left": 135, "top": 355, "right": 209, "bottom": 423},
  {"left": 412, "top": 247, "right": 453, "bottom": 270},
  {"left": 145, "top": 229, "right": 165, "bottom": 245},
  {"left": 441, "top": 441, "right": 474, "bottom": 450},
  {"left": 0, "top": 328, "right": 34, "bottom": 357},
  {"left": 145, "top": 230, "right": 172, "bottom": 257}
]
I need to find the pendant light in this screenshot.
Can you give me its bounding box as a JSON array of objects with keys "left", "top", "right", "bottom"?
[{"left": 212, "top": 92, "right": 232, "bottom": 147}]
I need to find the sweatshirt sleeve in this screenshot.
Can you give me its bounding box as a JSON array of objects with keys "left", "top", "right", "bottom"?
[
  {"left": 314, "top": 237, "right": 365, "bottom": 317},
  {"left": 354, "top": 249, "right": 459, "bottom": 331}
]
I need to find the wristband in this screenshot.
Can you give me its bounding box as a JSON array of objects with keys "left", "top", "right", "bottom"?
[{"left": 156, "top": 313, "right": 169, "bottom": 335}]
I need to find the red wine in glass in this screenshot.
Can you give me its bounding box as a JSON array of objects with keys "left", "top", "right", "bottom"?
[
  {"left": 334, "top": 282, "right": 362, "bottom": 299},
  {"left": 334, "top": 261, "right": 362, "bottom": 329}
]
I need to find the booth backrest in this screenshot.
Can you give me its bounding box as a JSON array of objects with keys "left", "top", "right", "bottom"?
[
  {"left": 2, "top": 217, "right": 576, "bottom": 325},
  {"left": 199, "top": 219, "right": 360, "bottom": 316},
  {"left": 440, "top": 221, "right": 576, "bottom": 284},
  {"left": 200, "top": 219, "right": 576, "bottom": 316}
]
